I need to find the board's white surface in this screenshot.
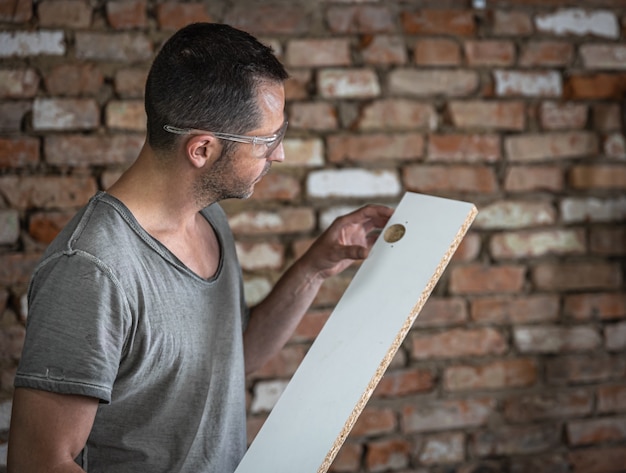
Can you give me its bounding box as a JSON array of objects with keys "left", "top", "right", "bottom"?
[{"left": 235, "top": 192, "right": 477, "bottom": 473}]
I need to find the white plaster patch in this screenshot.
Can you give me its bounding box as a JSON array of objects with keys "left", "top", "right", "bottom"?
[
  {"left": 307, "top": 169, "right": 401, "bottom": 198},
  {"left": 0, "top": 31, "right": 65, "bottom": 57},
  {"left": 535, "top": 9, "right": 619, "bottom": 38},
  {"left": 494, "top": 70, "right": 562, "bottom": 97},
  {"left": 251, "top": 380, "right": 289, "bottom": 414}
]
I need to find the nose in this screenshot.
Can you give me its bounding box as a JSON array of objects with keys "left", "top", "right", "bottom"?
[{"left": 267, "top": 142, "right": 285, "bottom": 163}]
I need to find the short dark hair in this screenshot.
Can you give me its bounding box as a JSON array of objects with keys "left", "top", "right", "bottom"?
[{"left": 145, "top": 23, "right": 289, "bottom": 152}]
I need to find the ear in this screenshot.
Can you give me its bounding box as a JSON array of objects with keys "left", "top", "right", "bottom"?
[{"left": 185, "top": 134, "right": 220, "bottom": 169}]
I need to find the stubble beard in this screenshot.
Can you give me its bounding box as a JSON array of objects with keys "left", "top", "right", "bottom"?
[{"left": 193, "top": 146, "right": 271, "bottom": 206}]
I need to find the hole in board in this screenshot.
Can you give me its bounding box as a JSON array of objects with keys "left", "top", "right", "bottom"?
[{"left": 383, "top": 223, "right": 406, "bottom": 243}]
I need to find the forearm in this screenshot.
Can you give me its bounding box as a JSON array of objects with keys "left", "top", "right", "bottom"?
[{"left": 243, "top": 254, "right": 324, "bottom": 374}]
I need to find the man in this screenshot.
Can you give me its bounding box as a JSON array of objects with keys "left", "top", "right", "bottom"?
[{"left": 7, "top": 23, "right": 392, "bottom": 473}]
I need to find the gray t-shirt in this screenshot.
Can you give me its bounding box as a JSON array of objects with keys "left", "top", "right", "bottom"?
[{"left": 15, "top": 192, "right": 249, "bottom": 473}]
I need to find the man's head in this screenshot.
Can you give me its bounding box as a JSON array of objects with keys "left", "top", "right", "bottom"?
[{"left": 145, "top": 23, "right": 289, "bottom": 156}]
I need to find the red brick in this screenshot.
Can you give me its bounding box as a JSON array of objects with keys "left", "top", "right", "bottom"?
[
  {"left": 38, "top": 0, "right": 91, "bottom": 28},
  {"left": 414, "top": 38, "right": 461, "bottom": 66},
  {"left": 504, "top": 165, "right": 564, "bottom": 192},
  {"left": 427, "top": 134, "right": 501, "bottom": 163},
  {"left": 401, "top": 9, "right": 475, "bottom": 36},
  {"left": 533, "top": 262, "right": 622, "bottom": 291},
  {"left": 28, "top": 211, "right": 74, "bottom": 244},
  {"left": 565, "top": 73, "right": 626, "bottom": 100},
  {"left": 0, "top": 176, "right": 97, "bottom": 210},
  {"left": 114, "top": 68, "right": 148, "bottom": 98},
  {"left": 351, "top": 407, "right": 396, "bottom": 437},
  {"left": 594, "top": 104, "right": 622, "bottom": 131},
  {"left": 285, "top": 39, "right": 350, "bottom": 67},
  {"left": 291, "top": 309, "right": 331, "bottom": 343},
  {"left": 581, "top": 44, "right": 626, "bottom": 70},
  {"left": 75, "top": 32, "right": 153, "bottom": 62},
  {"left": 106, "top": 100, "right": 145, "bottom": 131},
  {"left": 491, "top": 10, "right": 532, "bottom": 36},
  {"left": 504, "top": 389, "right": 593, "bottom": 422},
  {"left": 564, "top": 293, "right": 626, "bottom": 321},
  {"left": 591, "top": 227, "right": 626, "bottom": 256},
  {"left": 0, "top": 253, "right": 41, "bottom": 286},
  {"left": 505, "top": 132, "right": 598, "bottom": 162},
  {"left": 33, "top": 98, "right": 99, "bottom": 131},
  {"left": 389, "top": 69, "right": 478, "bottom": 97},
  {"left": 106, "top": 0, "right": 146, "bottom": 29},
  {"left": 289, "top": 102, "right": 338, "bottom": 131},
  {"left": 403, "top": 165, "right": 498, "bottom": 194},
  {"left": 284, "top": 70, "right": 311, "bottom": 101},
  {"left": 569, "top": 165, "right": 626, "bottom": 190},
  {"left": 0, "top": 137, "right": 39, "bottom": 168},
  {"left": 449, "top": 264, "right": 525, "bottom": 295},
  {"left": 0, "top": 102, "right": 31, "bottom": 132},
  {"left": 326, "top": 5, "right": 394, "bottom": 34},
  {"left": 0, "top": 0, "right": 32, "bottom": 23},
  {"left": 0, "top": 68, "right": 39, "bottom": 98},
  {"left": 471, "top": 424, "right": 560, "bottom": 456},
  {"left": 155, "top": 2, "right": 212, "bottom": 30},
  {"left": 568, "top": 446, "right": 626, "bottom": 473},
  {"left": 411, "top": 327, "right": 507, "bottom": 360},
  {"left": 539, "top": 101, "right": 588, "bottom": 130},
  {"left": 44, "top": 134, "right": 143, "bottom": 167},
  {"left": 444, "top": 358, "right": 538, "bottom": 392},
  {"left": 598, "top": 384, "right": 626, "bottom": 413},
  {"left": 546, "top": 355, "right": 626, "bottom": 385},
  {"left": 328, "top": 133, "right": 423, "bottom": 163},
  {"left": 249, "top": 173, "right": 300, "bottom": 202},
  {"left": 225, "top": 5, "right": 309, "bottom": 35},
  {"left": 374, "top": 368, "right": 434, "bottom": 398},
  {"left": 365, "top": 438, "right": 410, "bottom": 472},
  {"left": 490, "top": 228, "right": 586, "bottom": 259},
  {"left": 360, "top": 35, "right": 407, "bottom": 65},
  {"left": 414, "top": 297, "right": 468, "bottom": 328},
  {"left": 447, "top": 100, "right": 525, "bottom": 130},
  {"left": 329, "top": 442, "right": 362, "bottom": 472},
  {"left": 253, "top": 345, "right": 306, "bottom": 379},
  {"left": 465, "top": 40, "right": 515, "bottom": 66},
  {"left": 471, "top": 295, "right": 559, "bottom": 324},
  {"left": 403, "top": 398, "right": 496, "bottom": 433},
  {"left": 451, "top": 232, "right": 481, "bottom": 262},
  {"left": 0, "top": 324, "right": 25, "bottom": 360},
  {"left": 357, "top": 99, "right": 435, "bottom": 131},
  {"left": 318, "top": 68, "right": 380, "bottom": 99},
  {"left": 313, "top": 274, "right": 352, "bottom": 307},
  {"left": 44, "top": 64, "right": 103, "bottom": 97},
  {"left": 514, "top": 326, "right": 602, "bottom": 354},
  {"left": 519, "top": 41, "right": 574, "bottom": 67}
]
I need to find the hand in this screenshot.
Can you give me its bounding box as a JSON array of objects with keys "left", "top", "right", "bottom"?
[{"left": 302, "top": 204, "right": 394, "bottom": 280}]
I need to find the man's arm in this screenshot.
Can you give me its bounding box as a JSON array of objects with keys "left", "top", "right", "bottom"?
[
  {"left": 243, "top": 204, "right": 393, "bottom": 374},
  {"left": 8, "top": 387, "right": 99, "bottom": 473}
]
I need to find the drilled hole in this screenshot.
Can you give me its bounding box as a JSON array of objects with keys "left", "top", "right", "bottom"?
[{"left": 383, "top": 224, "right": 406, "bottom": 243}]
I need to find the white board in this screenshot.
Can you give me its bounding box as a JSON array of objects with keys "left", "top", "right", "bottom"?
[{"left": 235, "top": 192, "right": 478, "bottom": 473}]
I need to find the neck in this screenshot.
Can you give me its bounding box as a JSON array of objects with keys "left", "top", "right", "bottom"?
[{"left": 107, "top": 142, "right": 214, "bottom": 235}]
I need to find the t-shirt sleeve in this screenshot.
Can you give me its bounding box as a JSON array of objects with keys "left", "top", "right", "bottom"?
[{"left": 15, "top": 251, "right": 131, "bottom": 403}]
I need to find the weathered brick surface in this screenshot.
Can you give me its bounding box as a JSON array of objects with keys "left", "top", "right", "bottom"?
[{"left": 3, "top": 2, "right": 626, "bottom": 471}]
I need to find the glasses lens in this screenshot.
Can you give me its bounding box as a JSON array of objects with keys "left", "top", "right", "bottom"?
[{"left": 263, "top": 121, "right": 288, "bottom": 159}]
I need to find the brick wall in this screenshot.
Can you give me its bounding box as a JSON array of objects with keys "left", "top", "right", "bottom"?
[{"left": 1, "top": 0, "right": 625, "bottom": 471}]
